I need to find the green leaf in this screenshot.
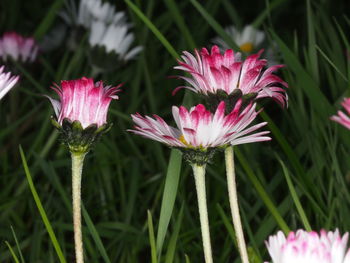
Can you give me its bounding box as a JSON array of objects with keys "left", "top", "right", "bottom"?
[
  {"left": 164, "top": 204, "right": 184, "bottom": 263},
  {"left": 19, "top": 146, "right": 67, "bottom": 263},
  {"left": 4, "top": 241, "right": 20, "bottom": 263},
  {"left": 148, "top": 210, "right": 158, "bottom": 263},
  {"left": 82, "top": 204, "right": 112, "bottom": 263},
  {"left": 279, "top": 159, "right": 312, "bottom": 231},
  {"left": 125, "top": 0, "right": 179, "bottom": 60},
  {"left": 156, "top": 150, "right": 182, "bottom": 258},
  {"left": 189, "top": 0, "right": 239, "bottom": 50}
]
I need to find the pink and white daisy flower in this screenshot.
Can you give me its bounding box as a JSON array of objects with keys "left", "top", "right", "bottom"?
[
  {"left": 129, "top": 101, "right": 270, "bottom": 150},
  {"left": 331, "top": 98, "right": 350, "bottom": 130},
  {"left": 0, "top": 66, "right": 19, "bottom": 100},
  {"left": 265, "top": 229, "right": 350, "bottom": 263},
  {"left": 0, "top": 32, "right": 39, "bottom": 63},
  {"left": 47, "top": 77, "right": 122, "bottom": 129},
  {"left": 174, "top": 45, "right": 288, "bottom": 107}
]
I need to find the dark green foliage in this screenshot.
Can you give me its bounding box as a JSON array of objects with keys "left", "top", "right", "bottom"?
[{"left": 0, "top": 0, "right": 349, "bottom": 262}]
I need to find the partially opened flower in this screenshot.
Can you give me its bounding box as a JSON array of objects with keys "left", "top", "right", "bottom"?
[
  {"left": 265, "top": 229, "right": 350, "bottom": 263},
  {"left": 174, "top": 45, "right": 288, "bottom": 108},
  {"left": 47, "top": 77, "right": 122, "bottom": 153},
  {"left": 0, "top": 32, "right": 39, "bottom": 63},
  {"left": 331, "top": 97, "right": 350, "bottom": 130},
  {"left": 213, "top": 25, "right": 265, "bottom": 53},
  {"left": 130, "top": 101, "right": 270, "bottom": 164},
  {"left": 0, "top": 66, "right": 19, "bottom": 100},
  {"left": 89, "top": 20, "right": 142, "bottom": 62}
]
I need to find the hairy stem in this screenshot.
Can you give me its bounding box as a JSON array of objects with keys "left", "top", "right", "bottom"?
[
  {"left": 225, "top": 146, "right": 249, "bottom": 263},
  {"left": 191, "top": 163, "right": 213, "bottom": 263},
  {"left": 71, "top": 152, "right": 86, "bottom": 263}
]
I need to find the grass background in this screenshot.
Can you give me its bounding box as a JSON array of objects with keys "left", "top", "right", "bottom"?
[{"left": 0, "top": 0, "right": 350, "bottom": 262}]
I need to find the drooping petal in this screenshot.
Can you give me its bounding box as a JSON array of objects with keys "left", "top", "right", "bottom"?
[
  {"left": 0, "top": 66, "right": 19, "bottom": 100},
  {"left": 331, "top": 98, "right": 350, "bottom": 130}
]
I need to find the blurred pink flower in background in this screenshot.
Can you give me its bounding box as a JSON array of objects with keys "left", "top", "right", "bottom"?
[
  {"left": 331, "top": 98, "right": 350, "bottom": 130},
  {"left": 0, "top": 66, "right": 19, "bottom": 100},
  {"left": 175, "top": 45, "right": 288, "bottom": 107},
  {"left": 0, "top": 32, "right": 39, "bottom": 63},
  {"left": 265, "top": 229, "right": 350, "bottom": 263},
  {"left": 129, "top": 101, "right": 270, "bottom": 149},
  {"left": 47, "top": 77, "right": 122, "bottom": 129}
]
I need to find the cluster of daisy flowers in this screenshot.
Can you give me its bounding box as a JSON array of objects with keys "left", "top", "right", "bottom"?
[
  {"left": 129, "top": 44, "right": 288, "bottom": 160},
  {"left": 0, "top": 2, "right": 348, "bottom": 262}
]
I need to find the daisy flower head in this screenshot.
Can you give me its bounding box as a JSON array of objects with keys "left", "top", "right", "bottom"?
[
  {"left": 0, "top": 32, "right": 39, "bottom": 63},
  {"left": 0, "top": 66, "right": 19, "bottom": 100},
  {"left": 174, "top": 45, "right": 288, "bottom": 109},
  {"left": 330, "top": 97, "right": 350, "bottom": 130},
  {"left": 129, "top": 101, "right": 270, "bottom": 165},
  {"left": 265, "top": 229, "right": 350, "bottom": 263},
  {"left": 46, "top": 77, "right": 122, "bottom": 153},
  {"left": 88, "top": 19, "right": 142, "bottom": 67},
  {"left": 213, "top": 25, "right": 265, "bottom": 54}
]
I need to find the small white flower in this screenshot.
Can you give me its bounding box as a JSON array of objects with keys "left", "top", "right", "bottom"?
[
  {"left": 213, "top": 25, "right": 265, "bottom": 53},
  {"left": 89, "top": 20, "right": 142, "bottom": 61}
]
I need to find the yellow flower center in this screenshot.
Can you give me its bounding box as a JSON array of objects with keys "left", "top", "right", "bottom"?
[
  {"left": 179, "top": 135, "right": 191, "bottom": 147},
  {"left": 239, "top": 42, "right": 254, "bottom": 53}
]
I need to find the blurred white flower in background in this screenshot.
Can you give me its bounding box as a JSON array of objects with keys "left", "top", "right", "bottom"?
[
  {"left": 89, "top": 20, "right": 142, "bottom": 61},
  {"left": 213, "top": 25, "right": 265, "bottom": 53},
  {"left": 213, "top": 24, "right": 279, "bottom": 65}
]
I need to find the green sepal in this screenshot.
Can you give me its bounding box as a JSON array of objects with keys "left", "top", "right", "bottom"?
[
  {"left": 204, "top": 89, "right": 242, "bottom": 114},
  {"left": 204, "top": 89, "right": 258, "bottom": 114},
  {"left": 179, "top": 147, "right": 217, "bottom": 166},
  {"left": 51, "top": 118, "right": 112, "bottom": 154}
]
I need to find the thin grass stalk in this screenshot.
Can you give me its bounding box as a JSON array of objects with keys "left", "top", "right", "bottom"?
[
  {"left": 71, "top": 152, "right": 87, "bottom": 263},
  {"left": 191, "top": 163, "right": 213, "bottom": 263},
  {"left": 224, "top": 146, "right": 249, "bottom": 263}
]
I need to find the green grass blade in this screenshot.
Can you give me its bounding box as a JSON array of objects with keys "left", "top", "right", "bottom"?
[
  {"left": 164, "top": 0, "right": 197, "bottom": 49},
  {"left": 252, "top": 0, "right": 286, "bottom": 27},
  {"left": 306, "top": 0, "right": 319, "bottom": 81},
  {"left": 216, "top": 204, "right": 237, "bottom": 246},
  {"left": 19, "top": 146, "right": 67, "bottom": 263},
  {"left": 4, "top": 241, "right": 20, "bottom": 263},
  {"left": 270, "top": 30, "right": 333, "bottom": 116},
  {"left": 156, "top": 150, "right": 182, "bottom": 258},
  {"left": 234, "top": 148, "right": 290, "bottom": 234},
  {"left": 33, "top": 0, "right": 64, "bottom": 39},
  {"left": 279, "top": 159, "right": 312, "bottom": 231},
  {"left": 164, "top": 203, "right": 184, "bottom": 263},
  {"left": 148, "top": 210, "right": 158, "bottom": 263},
  {"left": 125, "top": 0, "right": 179, "bottom": 59},
  {"left": 315, "top": 45, "right": 348, "bottom": 81},
  {"left": 10, "top": 226, "right": 25, "bottom": 263},
  {"left": 82, "top": 205, "right": 112, "bottom": 263},
  {"left": 189, "top": 0, "right": 239, "bottom": 50}
]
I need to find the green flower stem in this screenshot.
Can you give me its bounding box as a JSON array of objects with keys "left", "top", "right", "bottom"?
[
  {"left": 71, "top": 152, "right": 87, "bottom": 263},
  {"left": 224, "top": 146, "right": 249, "bottom": 263},
  {"left": 191, "top": 163, "right": 213, "bottom": 263}
]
